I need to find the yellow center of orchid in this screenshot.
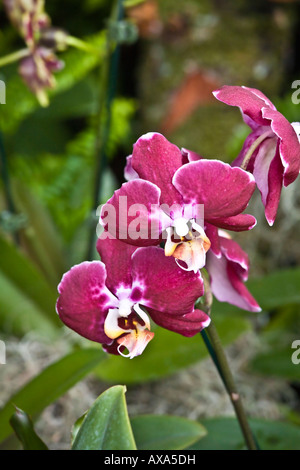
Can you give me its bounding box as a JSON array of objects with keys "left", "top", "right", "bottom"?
[
  {"left": 165, "top": 219, "right": 211, "bottom": 273},
  {"left": 104, "top": 302, "right": 154, "bottom": 359}
]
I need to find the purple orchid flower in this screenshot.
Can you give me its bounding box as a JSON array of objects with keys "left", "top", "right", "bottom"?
[
  {"left": 101, "top": 133, "right": 256, "bottom": 274},
  {"left": 206, "top": 230, "right": 261, "bottom": 312},
  {"left": 213, "top": 85, "right": 300, "bottom": 226},
  {"left": 4, "top": 0, "right": 66, "bottom": 106},
  {"left": 56, "top": 236, "right": 210, "bottom": 359}
]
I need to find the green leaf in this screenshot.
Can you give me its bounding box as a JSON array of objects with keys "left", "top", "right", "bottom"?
[
  {"left": 0, "top": 235, "right": 60, "bottom": 327},
  {"left": 12, "top": 180, "right": 67, "bottom": 287},
  {"left": 72, "top": 385, "right": 137, "bottom": 450},
  {"left": 71, "top": 412, "right": 88, "bottom": 446},
  {"left": 189, "top": 417, "right": 300, "bottom": 450},
  {"left": 249, "top": 267, "right": 300, "bottom": 311},
  {"left": 131, "top": 415, "right": 207, "bottom": 450},
  {"left": 0, "top": 270, "right": 58, "bottom": 337},
  {"left": 94, "top": 314, "right": 250, "bottom": 384},
  {"left": 0, "top": 348, "right": 105, "bottom": 445},
  {"left": 10, "top": 407, "right": 48, "bottom": 450},
  {"left": 251, "top": 345, "right": 300, "bottom": 381}
]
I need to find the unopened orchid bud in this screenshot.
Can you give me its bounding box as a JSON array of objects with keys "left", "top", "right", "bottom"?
[
  {"left": 19, "top": 47, "right": 64, "bottom": 106},
  {"left": 39, "top": 28, "right": 69, "bottom": 51}
]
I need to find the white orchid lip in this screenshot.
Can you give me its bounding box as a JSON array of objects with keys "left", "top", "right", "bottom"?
[
  {"left": 173, "top": 217, "right": 189, "bottom": 237},
  {"left": 104, "top": 300, "right": 153, "bottom": 358},
  {"left": 165, "top": 218, "right": 211, "bottom": 273},
  {"left": 117, "top": 327, "right": 154, "bottom": 359}
]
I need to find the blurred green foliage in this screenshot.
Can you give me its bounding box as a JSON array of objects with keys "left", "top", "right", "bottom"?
[{"left": 0, "top": 0, "right": 300, "bottom": 451}]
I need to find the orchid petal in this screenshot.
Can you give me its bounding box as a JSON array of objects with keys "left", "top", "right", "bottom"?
[
  {"left": 262, "top": 107, "right": 300, "bottom": 187},
  {"left": 213, "top": 85, "right": 271, "bottom": 128},
  {"left": 252, "top": 137, "right": 282, "bottom": 226},
  {"left": 181, "top": 147, "right": 203, "bottom": 162},
  {"left": 116, "top": 328, "right": 154, "bottom": 359},
  {"left": 131, "top": 132, "right": 184, "bottom": 207},
  {"left": 206, "top": 245, "right": 260, "bottom": 312},
  {"left": 96, "top": 235, "right": 136, "bottom": 296},
  {"left": 100, "top": 179, "right": 170, "bottom": 246},
  {"left": 173, "top": 159, "right": 256, "bottom": 220},
  {"left": 131, "top": 246, "right": 204, "bottom": 315},
  {"left": 124, "top": 155, "right": 139, "bottom": 181},
  {"left": 147, "top": 308, "right": 211, "bottom": 337},
  {"left": 56, "top": 261, "right": 118, "bottom": 344},
  {"left": 208, "top": 213, "right": 257, "bottom": 232}
]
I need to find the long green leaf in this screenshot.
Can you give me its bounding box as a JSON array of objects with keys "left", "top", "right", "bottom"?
[
  {"left": 0, "top": 348, "right": 105, "bottom": 444},
  {"left": 10, "top": 407, "right": 48, "bottom": 450},
  {"left": 72, "top": 385, "right": 137, "bottom": 450},
  {"left": 13, "top": 181, "right": 67, "bottom": 287},
  {"left": 0, "top": 235, "right": 60, "bottom": 326},
  {"left": 189, "top": 417, "right": 300, "bottom": 450},
  {"left": 0, "top": 270, "right": 58, "bottom": 337},
  {"left": 131, "top": 415, "right": 207, "bottom": 450}
]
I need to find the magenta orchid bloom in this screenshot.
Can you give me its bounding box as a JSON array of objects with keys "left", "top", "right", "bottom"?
[
  {"left": 101, "top": 133, "right": 256, "bottom": 274},
  {"left": 206, "top": 230, "right": 261, "bottom": 312},
  {"left": 56, "top": 236, "right": 210, "bottom": 359},
  {"left": 213, "top": 86, "right": 300, "bottom": 226}
]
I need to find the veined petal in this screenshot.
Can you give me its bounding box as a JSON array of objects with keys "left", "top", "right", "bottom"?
[
  {"left": 209, "top": 213, "right": 257, "bottom": 232},
  {"left": 100, "top": 179, "right": 169, "bottom": 246},
  {"left": 262, "top": 107, "right": 300, "bottom": 187},
  {"left": 96, "top": 235, "right": 136, "bottom": 296},
  {"left": 147, "top": 308, "right": 211, "bottom": 337},
  {"left": 56, "top": 261, "right": 118, "bottom": 344},
  {"left": 205, "top": 223, "right": 222, "bottom": 257},
  {"left": 206, "top": 248, "right": 260, "bottom": 312},
  {"left": 264, "top": 148, "right": 284, "bottom": 226},
  {"left": 213, "top": 85, "right": 272, "bottom": 128},
  {"left": 232, "top": 127, "right": 269, "bottom": 170},
  {"left": 124, "top": 155, "right": 139, "bottom": 181},
  {"left": 173, "top": 159, "right": 256, "bottom": 220},
  {"left": 219, "top": 236, "right": 249, "bottom": 280},
  {"left": 181, "top": 147, "right": 203, "bottom": 162},
  {"left": 131, "top": 132, "right": 184, "bottom": 207},
  {"left": 116, "top": 327, "right": 155, "bottom": 359},
  {"left": 131, "top": 246, "right": 204, "bottom": 315},
  {"left": 252, "top": 137, "right": 282, "bottom": 226},
  {"left": 173, "top": 239, "right": 208, "bottom": 273}
]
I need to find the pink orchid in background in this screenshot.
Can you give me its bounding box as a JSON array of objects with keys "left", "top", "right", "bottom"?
[
  {"left": 101, "top": 132, "right": 256, "bottom": 273},
  {"left": 3, "top": 0, "right": 67, "bottom": 106},
  {"left": 4, "top": 0, "right": 50, "bottom": 46},
  {"left": 213, "top": 86, "right": 300, "bottom": 226},
  {"left": 56, "top": 236, "right": 210, "bottom": 359},
  {"left": 206, "top": 230, "right": 261, "bottom": 312},
  {"left": 19, "top": 46, "right": 64, "bottom": 105}
]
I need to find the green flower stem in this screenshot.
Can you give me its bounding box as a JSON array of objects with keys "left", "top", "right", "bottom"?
[
  {"left": 200, "top": 272, "right": 258, "bottom": 450},
  {"left": 0, "top": 49, "right": 30, "bottom": 68},
  {"left": 204, "top": 321, "right": 258, "bottom": 450},
  {"left": 240, "top": 130, "right": 274, "bottom": 170},
  {"left": 86, "top": 0, "right": 124, "bottom": 261},
  {"left": 65, "top": 36, "right": 101, "bottom": 55}
]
